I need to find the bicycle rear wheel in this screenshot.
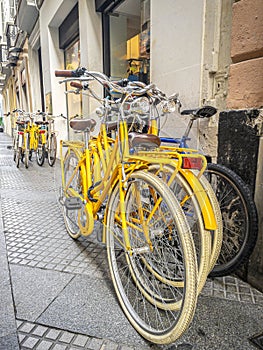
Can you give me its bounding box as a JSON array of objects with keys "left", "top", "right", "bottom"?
[
  {"left": 36, "top": 135, "right": 45, "bottom": 166},
  {"left": 24, "top": 133, "right": 30, "bottom": 169},
  {"left": 206, "top": 163, "right": 258, "bottom": 277},
  {"left": 47, "top": 133, "right": 57, "bottom": 166},
  {"left": 61, "top": 149, "right": 81, "bottom": 239},
  {"left": 16, "top": 147, "right": 21, "bottom": 168},
  {"left": 150, "top": 165, "right": 211, "bottom": 295},
  {"left": 106, "top": 170, "right": 197, "bottom": 345}
]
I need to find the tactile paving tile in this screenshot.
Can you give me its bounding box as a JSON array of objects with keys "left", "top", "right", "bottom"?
[
  {"left": 17, "top": 319, "right": 135, "bottom": 350},
  {"left": 1, "top": 196, "right": 109, "bottom": 278},
  {"left": 202, "top": 275, "right": 263, "bottom": 306}
]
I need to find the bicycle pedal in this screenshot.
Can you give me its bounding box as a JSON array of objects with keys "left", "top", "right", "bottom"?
[{"left": 64, "top": 197, "right": 83, "bottom": 210}]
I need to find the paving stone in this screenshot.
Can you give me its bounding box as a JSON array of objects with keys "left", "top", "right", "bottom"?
[
  {"left": 87, "top": 338, "right": 105, "bottom": 350},
  {"left": 0, "top": 333, "right": 20, "bottom": 350},
  {"left": 35, "top": 339, "right": 53, "bottom": 350},
  {"left": 45, "top": 329, "right": 61, "bottom": 340},
  {"left": 32, "top": 325, "right": 49, "bottom": 337},
  {"left": 72, "top": 334, "right": 90, "bottom": 347},
  {"left": 10, "top": 265, "right": 74, "bottom": 321},
  {"left": 21, "top": 335, "right": 40, "bottom": 348},
  {"left": 59, "top": 331, "right": 75, "bottom": 344},
  {"left": 52, "top": 344, "right": 67, "bottom": 350},
  {"left": 19, "top": 322, "right": 35, "bottom": 333}
]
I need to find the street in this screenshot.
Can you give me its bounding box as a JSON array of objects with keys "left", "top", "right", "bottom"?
[{"left": 0, "top": 132, "right": 263, "bottom": 350}]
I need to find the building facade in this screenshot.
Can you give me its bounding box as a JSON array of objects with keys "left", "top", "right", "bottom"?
[
  {"left": 0, "top": 0, "right": 262, "bottom": 288},
  {"left": 0, "top": 0, "right": 236, "bottom": 150}
]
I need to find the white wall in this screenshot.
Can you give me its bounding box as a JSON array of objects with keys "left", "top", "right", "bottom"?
[
  {"left": 79, "top": 0, "right": 103, "bottom": 136},
  {"left": 151, "top": 0, "right": 205, "bottom": 148}
]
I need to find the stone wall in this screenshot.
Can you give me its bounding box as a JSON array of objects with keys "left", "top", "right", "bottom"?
[
  {"left": 227, "top": 0, "right": 263, "bottom": 109},
  {"left": 222, "top": 0, "right": 263, "bottom": 291}
]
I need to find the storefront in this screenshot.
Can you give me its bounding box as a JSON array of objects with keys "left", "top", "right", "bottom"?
[{"left": 96, "top": 0, "right": 150, "bottom": 83}]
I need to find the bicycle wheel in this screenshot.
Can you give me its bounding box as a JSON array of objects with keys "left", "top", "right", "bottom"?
[
  {"left": 47, "top": 133, "right": 57, "bottom": 166},
  {"left": 206, "top": 163, "right": 258, "bottom": 277},
  {"left": 196, "top": 174, "right": 223, "bottom": 272},
  {"left": 24, "top": 133, "right": 30, "bottom": 168},
  {"left": 150, "top": 165, "right": 211, "bottom": 295},
  {"left": 16, "top": 147, "right": 21, "bottom": 168},
  {"left": 13, "top": 136, "right": 17, "bottom": 162},
  {"left": 106, "top": 170, "right": 197, "bottom": 344},
  {"left": 61, "top": 149, "right": 81, "bottom": 239},
  {"left": 36, "top": 135, "right": 45, "bottom": 166}
]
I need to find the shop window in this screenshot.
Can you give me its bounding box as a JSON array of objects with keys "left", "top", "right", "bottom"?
[
  {"left": 64, "top": 39, "right": 81, "bottom": 120},
  {"left": 59, "top": 3, "right": 80, "bottom": 139},
  {"left": 109, "top": 0, "right": 150, "bottom": 83}
]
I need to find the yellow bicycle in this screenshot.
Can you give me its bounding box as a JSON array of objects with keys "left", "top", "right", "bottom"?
[
  {"left": 68, "top": 78, "right": 222, "bottom": 296},
  {"left": 55, "top": 68, "right": 199, "bottom": 344}
]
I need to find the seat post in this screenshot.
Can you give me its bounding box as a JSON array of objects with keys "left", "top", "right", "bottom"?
[{"left": 83, "top": 129, "right": 90, "bottom": 149}]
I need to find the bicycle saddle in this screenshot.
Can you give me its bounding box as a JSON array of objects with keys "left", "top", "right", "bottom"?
[
  {"left": 181, "top": 106, "right": 217, "bottom": 118},
  {"left": 70, "top": 118, "right": 97, "bottom": 132},
  {"left": 128, "top": 132, "right": 161, "bottom": 148},
  {"left": 16, "top": 120, "right": 29, "bottom": 125},
  {"left": 35, "top": 121, "right": 49, "bottom": 125}
]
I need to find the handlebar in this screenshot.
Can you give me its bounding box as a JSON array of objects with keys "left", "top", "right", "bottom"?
[
  {"left": 70, "top": 81, "right": 83, "bottom": 89},
  {"left": 55, "top": 67, "right": 87, "bottom": 78}
]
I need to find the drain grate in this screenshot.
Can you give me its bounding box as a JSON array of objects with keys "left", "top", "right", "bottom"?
[{"left": 250, "top": 332, "right": 263, "bottom": 350}]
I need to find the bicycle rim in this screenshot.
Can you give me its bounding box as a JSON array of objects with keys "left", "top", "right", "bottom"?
[
  {"left": 106, "top": 170, "right": 197, "bottom": 344},
  {"left": 16, "top": 147, "right": 21, "bottom": 168},
  {"left": 36, "top": 136, "right": 45, "bottom": 166},
  {"left": 48, "top": 134, "right": 57, "bottom": 166},
  {"left": 205, "top": 163, "right": 258, "bottom": 276},
  {"left": 150, "top": 165, "right": 211, "bottom": 294},
  {"left": 61, "top": 149, "right": 81, "bottom": 239},
  {"left": 196, "top": 173, "right": 223, "bottom": 272},
  {"left": 24, "top": 134, "right": 30, "bottom": 168}
]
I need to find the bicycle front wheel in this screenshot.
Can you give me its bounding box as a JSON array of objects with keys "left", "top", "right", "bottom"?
[
  {"left": 47, "top": 133, "right": 57, "bottom": 166},
  {"left": 106, "top": 170, "right": 197, "bottom": 345},
  {"left": 36, "top": 135, "right": 45, "bottom": 166},
  {"left": 206, "top": 163, "right": 258, "bottom": 277}
]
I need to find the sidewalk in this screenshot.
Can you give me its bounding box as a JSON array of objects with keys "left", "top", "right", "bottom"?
[{"left": 0, "top": 132, "right": 263, "bottom": 350}]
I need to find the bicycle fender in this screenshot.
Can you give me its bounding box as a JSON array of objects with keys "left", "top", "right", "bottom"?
[
  {"left": 78, "top": 203, "right": 94, "bottom": 236},
  {"left": 180, "top": 169, "right": 217, "bottom": 231}
]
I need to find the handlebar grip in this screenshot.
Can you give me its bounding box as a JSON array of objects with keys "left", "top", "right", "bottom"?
[
  {"left": 55, "top": 70, "right": 74, "bottom": 77},
  {"left": 70, "top": 82, "right": 83, "bottom": 89},
  {"left": 55, "top": 67, "right": 87, "bottom": 78},
  {"left": 112, "top": 79, "right": 129, "bottom": 87}
]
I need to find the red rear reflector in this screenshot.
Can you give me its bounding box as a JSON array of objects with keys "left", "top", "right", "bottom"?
[
  {"left": 39, "top": 130, "right": 45, "bottom": 134},
  {"left": 182, "top": 157, "right": 203, "bottom": 169},
  {"left": 18, "top": 131, "right": 24, "bottom": 135}
]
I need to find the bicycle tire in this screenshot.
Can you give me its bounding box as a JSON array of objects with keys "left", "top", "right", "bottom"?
[
  {"left": 16, "top": 147, "right": 21, "bottom": 168},
  {"left": 24, "top": 133, "right": 30, "bottom": 168},
  {"left": 36, "top": 135, "right": 45, "bottom": 166},
  {"left": 150, "top": 165, "right": 211, "bottom": 295},
  {"left": 206, "top": 163, "right": 258, "bottom": 277},
  {"left": 61, "top": 149, "right": 81, "bottom": 239},
  {"left": 13, "top": 137, "right": 17, "bottom": 162},
  {"left": 194, "top": 173, "right": 223, "bottom": 272},
  {"left": 48, "top": 133, "right": 57, "bottom": 166},
  {"left": 106, "top": 170, "right": 197, "bottom": 344}
]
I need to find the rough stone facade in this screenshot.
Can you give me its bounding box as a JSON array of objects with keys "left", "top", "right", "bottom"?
[
  {"left": 227, "top": 0, "right": 263, "bottom": 109},
  {"left": 221, "top": 0, "right": 263, "bottom": 291}
]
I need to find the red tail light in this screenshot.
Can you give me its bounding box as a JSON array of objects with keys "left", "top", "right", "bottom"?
[
  {"left": 182, "top": 157, "right": 203, "bottom": 170},
  {"left": 18, "top": 131, "right": 24, "bottom": 135},
  {"left": 39, "top": 130, "right": 46, "bottom": 134}
]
